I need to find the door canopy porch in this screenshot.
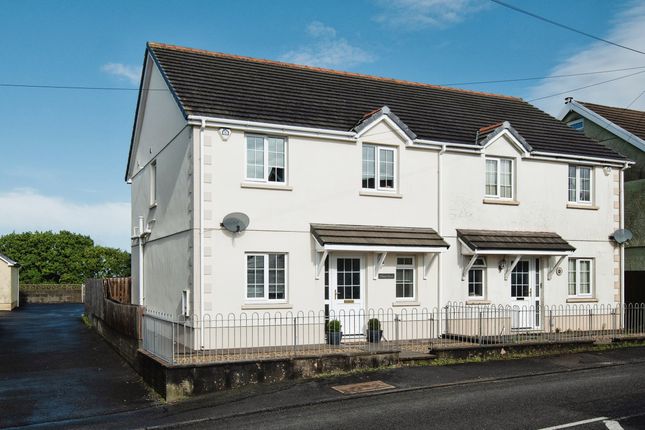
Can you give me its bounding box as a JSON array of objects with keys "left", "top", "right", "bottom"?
[
  {"left": 457, "top": 229, "right": 575, "bottom": 281},
  {"left": 311, "top": 223, "right": 449, "bottom": 280}
]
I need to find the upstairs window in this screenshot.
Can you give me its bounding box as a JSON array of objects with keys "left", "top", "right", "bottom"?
[
  {"left": 362, "top": 144, "right": 396, "bottom": 191},
  {"left": 568, "top": 166, "right": 592, "bottom": 204},
  {"left": 485, "top": 158, "right": 513, "bottom": 199},
  {"left": 568, "top": 258, "right": 592, "bottom": 297},
  {"left": 245, "top": 135, "right": 286, "bottom": 183},
  {"left": 150, "top": 161, "right": 157, "bottom": 207}
]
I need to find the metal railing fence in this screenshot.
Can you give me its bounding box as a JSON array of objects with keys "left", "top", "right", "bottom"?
[{"left": 141, "top": 303, "right": 645, "bottom": 365}]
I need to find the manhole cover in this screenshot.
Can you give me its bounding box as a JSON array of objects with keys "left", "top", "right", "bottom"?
[{"left": 331, "top": 380, "right": 395, "bottom": 394}]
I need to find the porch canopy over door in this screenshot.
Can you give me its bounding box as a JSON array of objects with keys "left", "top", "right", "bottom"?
[
  {"left": 311, "top": 223, "right": 449, "bottom": 280},
  {"left": 456, "top": 229, "right": 575, "bottom": 281}
]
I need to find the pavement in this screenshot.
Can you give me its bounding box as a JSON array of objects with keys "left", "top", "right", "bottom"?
[{"left": 2, "top": 304, "right": 645, "bottom": 429}]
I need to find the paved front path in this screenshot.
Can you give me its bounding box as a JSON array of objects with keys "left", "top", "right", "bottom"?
[{"left": 0, "top": 304, "right": 156, "bottom": 428}]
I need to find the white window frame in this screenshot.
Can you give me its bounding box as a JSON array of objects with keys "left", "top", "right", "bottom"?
[
  {"left": 395, "top": 256, "right": 415, "bottom": 300},
  {"left": 567, "top": 119, "right": 584, "bottom": 131},
  {"left": 568, "top": 165, "right": 593, "bottom": 204},
  {"left": 362, "top": 144, "right": 397, "bottom": 192},
  {"left": 568, "top": 258, "right": 593, "bottom": 297},
  {"left": 485, "top": 157, "right": 514, "bottom": 200},
  {"left": 244, "top": 135, "right": 287, "bottom": 184},
  {"left": 149, "top": 160, "right": 157, "bottom": 207},
  {"left": 245, "top": 253, "right": 288, "bottom": 303},
  {"left": 467, "top": 258, "right": 486, "bottom": 299}
]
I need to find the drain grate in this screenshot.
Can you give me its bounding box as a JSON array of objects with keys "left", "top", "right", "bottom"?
[{"left": 331, "top": 380, "right": 395, "bottom": 394}]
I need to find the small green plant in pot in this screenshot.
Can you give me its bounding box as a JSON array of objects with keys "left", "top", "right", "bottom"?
[
  {"left": 367, "top": 318, "right": 382, "bottom": 343},
  {"left": 326, "top": 319, "right": 342, "bottom": 345}
]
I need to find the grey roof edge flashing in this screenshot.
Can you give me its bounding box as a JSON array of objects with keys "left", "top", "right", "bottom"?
[
  {"left": 477, "top": 121, "right": 533, "bottom": 152},
  {"left": 352, "top": 106, "right": 418, "bottom": 141}
]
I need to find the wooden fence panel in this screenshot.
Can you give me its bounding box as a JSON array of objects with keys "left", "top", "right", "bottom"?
[
  {"left": 104, "top": 277, "right": 131, "bottom": 304},
  {"left": 84, "top": 277, "right": 141, "bottom": 340}
]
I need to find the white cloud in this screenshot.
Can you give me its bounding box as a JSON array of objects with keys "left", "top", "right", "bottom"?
[
  {"left": 374, "top": 0, "right": 487, "bottom": 29},
  {"left": 0, "top": 189, "right": 130, "bottom": 250},
  {"left": 101, "top": 62, "right": 141, "bottom": 85},
  {"left": 527, "top": 2, "right": 645, "bottom": 115},
  {"left": 281, "top": 21, "right": 375, "bottom": 69}
]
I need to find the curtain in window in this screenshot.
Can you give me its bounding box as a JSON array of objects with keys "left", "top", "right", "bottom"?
[
  {"left": 485, "top": 159, "right": 498, "bottom": 195},
  {"left": 362, "top": 145, "right": 376, "bottom": 189},
  {"left": 500, "top": 159, "right": 512, "bottom": 198},
  {"left": 246, "top": 136, "right": 265, "bottom": 179}
]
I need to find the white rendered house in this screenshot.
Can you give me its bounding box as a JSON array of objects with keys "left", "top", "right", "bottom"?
[{"left": 127, "top": 43, "right": 631, "bottom": 336}]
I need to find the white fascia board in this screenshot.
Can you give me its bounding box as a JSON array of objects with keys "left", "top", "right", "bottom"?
[
  {"left": 188, "top": 115, "right": 356, "bottom": 142},
  {"left": 466, "top": 249, "right": 573, "bottom": 256},
  {"left": 321, "top": 244, "right": 447, "bottom": 253},
  {"left": 355, "top": 115, "right": 413, "bottom": 145},
  {"left": 558, "top": 101, "right": 645, "bottom": 153},
  {"left": 529, "top": 151, "right": 632, "bottom": 167}
]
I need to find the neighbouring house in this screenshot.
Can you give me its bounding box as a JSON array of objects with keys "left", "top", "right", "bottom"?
[
  {"left": 559, "top": 99, "right": 645, "bottom": 303},
  {"left": 0, "top": 253, "right": 19, "bottom": 310},
  {"left": 126, "top": 42, "right": 631, "bottom": 346}
]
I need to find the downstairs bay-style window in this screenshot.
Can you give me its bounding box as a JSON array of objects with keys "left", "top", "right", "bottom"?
[
  {"left": 468, "top": 258, "right": 486, "bottom": 298},
  {"left": 395, "top": 257, "right": 415, "bottom": 299},
  {"left": 246, "top": 253, "right": 287, "bottom": 301},
  {"left": 568, "top": 258, "right": 592, "bottom": 297},
  {"left": 485, "top": 158, "right": 513, "bottom": 199},
  {"left": 362, "top": 144, "right": 396, "bottom": 191},
  {"left": 246, "top": 135, "right": 286, "bottom": 183},
  {"left": 568, "top": 166, "right": 592, "bottom": 204}
]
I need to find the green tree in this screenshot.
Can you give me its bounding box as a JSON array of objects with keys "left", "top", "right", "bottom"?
[{"left": 0, "top": 231, "right": 130, "bottom": 283}]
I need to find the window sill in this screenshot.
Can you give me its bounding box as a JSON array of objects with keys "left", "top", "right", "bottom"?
[
  {"left": 566, "top": 297, "right": 598, "bottom": 303},
  {"left": 360, "top": 190, "right": 403, "bottom": 199},
  {"left": 392, "top": 301, "right": 420, "bottom": 307},
  {"left": 566, "top": 203, "right": 598, "bottom": 210},
  {"left": 482, "top": 198, "right": 519, "bottom": 206},
  {"left": 466, "top": 300, "right": 491, "bottom": 305},
  {"left": 241, "top": 303, "right": 293, "bottom": 310},
  {"left": 241, "top": 182, "right": 293, "bottom": 191}
]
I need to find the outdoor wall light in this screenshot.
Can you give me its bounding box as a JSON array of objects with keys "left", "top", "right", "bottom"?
[{"left": 498, "top": 259, "right": 506, "bottom": 271}]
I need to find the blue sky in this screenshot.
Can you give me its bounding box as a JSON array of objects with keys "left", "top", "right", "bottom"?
[{"left": 1, "top": 0, "right": 644, "bottom": 250}]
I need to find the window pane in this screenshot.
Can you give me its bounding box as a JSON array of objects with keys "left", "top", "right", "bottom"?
[
  {"left": 246, "top": 137, "right": 265, "bottom": 179},
  {"left": 362, "top": 145, "right": 376, "bottom": 189},
  {"left": 247, "top": 255, "right": 265, "bottom": 298},
  {"left": 568, "top": 259, "right": 576, "bottom": 295},
  {"left": 268, "top": 253, "right": 286, "bottom": 300},
  {"left": 579, "top": 167, "right": 591, "bottom": 202},
  {"left": 579, "top": 260, "right": 591, "bottom": 294},
  {"left": 511, "top": 261, "right": 529, "bottom": 297},
  {"left": 568, "top": 166, "right": 577, "bottom": 202},
  {"left": 267, "top": 138, "right": 285, "bottom": 183},
  {"left": 468, "top": 269, "right": 483, "bottom": 297},
  {"left": 500, "top": 160, "right": 513, "bottom": 198},
  {"left": 486, "top": 159, "right": 498, "bottom": 196},
  {"left": 379, "top": 148, "right": 395, "bottom": 189},
  {"left": 396, "top": 258, "right": 414, "bottom": 299}
]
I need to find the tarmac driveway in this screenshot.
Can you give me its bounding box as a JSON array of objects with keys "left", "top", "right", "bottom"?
[{"left": 0, "top": 304, "right": 156, "bottom": 428}]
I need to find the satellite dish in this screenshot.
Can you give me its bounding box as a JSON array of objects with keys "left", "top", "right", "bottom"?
[
  {"left": 612, "top": 228, "right": 633, "bottom": 244},
  {"left": 221, "top": 212, "right": 249, "bottom": 233}
]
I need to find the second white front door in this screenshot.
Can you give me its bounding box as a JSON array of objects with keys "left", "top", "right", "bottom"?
[
  {"left": 330, "top": 255, "right": 365, "bottom": 336},
  {"left": 510, "top": 258, "right": 541, "bottom": 329}
]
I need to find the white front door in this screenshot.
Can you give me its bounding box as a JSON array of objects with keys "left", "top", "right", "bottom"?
[
  {"left": 330, "top": 255, "right": 365, "bottom": 337},
  {"left": 510, "top": 259, "right": 541, "bottom": 329}
]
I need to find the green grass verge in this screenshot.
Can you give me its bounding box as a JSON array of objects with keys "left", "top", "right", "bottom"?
[{"left": 80, "top": 313, "right": 92, "bottom": 328}]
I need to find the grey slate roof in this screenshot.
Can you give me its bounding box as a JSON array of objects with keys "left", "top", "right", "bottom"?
[
  {"left": 580, "top": 101, "right": 645, "bottom": 143},
  {"left": 145, "top": 42, "right": 625, "bottom": 161},
  {"left": 457, "top": 229, "right": 575, "bottom": 252},
  {"left": 311, "top": 224, "right": 449, "bottom": 248}
]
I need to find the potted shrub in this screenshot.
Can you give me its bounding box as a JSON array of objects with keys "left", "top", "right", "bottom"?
[
  {"left": 367, "top": 318, "right": 382, "bottom": 343},
  {"left": 326, "top": 319, "right": 342, "bottom": 345}
]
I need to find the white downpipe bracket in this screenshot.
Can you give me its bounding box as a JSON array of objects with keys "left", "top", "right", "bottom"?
[
  {"left": 504, "top": 255, "right": 522, "bottom": 281},
  {"left": 199, "top": 119, "right": 206, "bottom": 348}
]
